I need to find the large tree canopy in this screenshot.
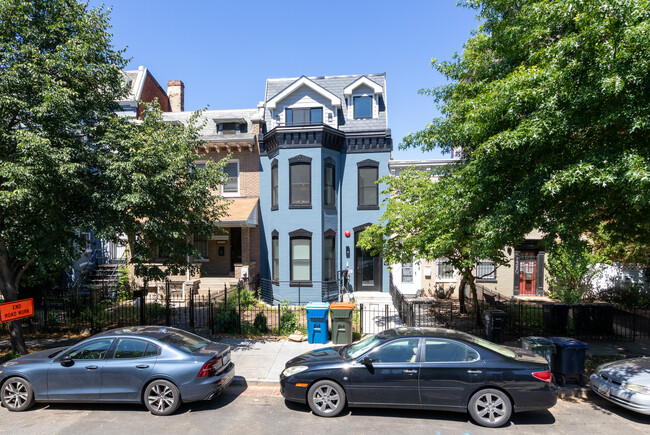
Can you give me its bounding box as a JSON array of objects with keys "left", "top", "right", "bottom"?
[
  {"left": 404, "top": 0, "right": 650, "bottom": 253},
  {"left": 0, "top": 1, "right": 228, "bottom": 353},
  {"left": 0, "top": 0, "right": 127, "bottom": 352}
]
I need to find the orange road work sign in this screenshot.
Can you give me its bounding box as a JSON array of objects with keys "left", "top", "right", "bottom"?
[{"left": 0, "top": 298, "right": 34, "bottom": 323}]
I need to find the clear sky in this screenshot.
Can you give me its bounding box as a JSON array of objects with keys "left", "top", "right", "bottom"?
[{"left": 91, "top": 0, "right": 478, "bottom": 160}]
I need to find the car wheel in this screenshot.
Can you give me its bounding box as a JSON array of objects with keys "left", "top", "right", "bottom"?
[
  {"left": 556, "top": 374, "right": 566, "bottom": 387},
  {"left": 307, "top": 380, "right": 346, "bottom": 417},
  {"left": 468, "top": 388, "right": 512, "bottom": 428},
  {"left": 144, "top": 380, "right": 181, "bottom": 416},
  {"left": 1, "top": 377, "right": 35, "bottom": 412}
]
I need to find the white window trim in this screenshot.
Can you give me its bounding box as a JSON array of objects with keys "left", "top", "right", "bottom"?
[
  {"left": 222, "top": 160, "right": 240, "bottom": 197},
  {"left": 349, "top": 93, "right": 377, "bottom": 119}
]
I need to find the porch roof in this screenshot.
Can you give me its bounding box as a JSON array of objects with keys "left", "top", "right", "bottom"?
[{"left": 219, "top": 197, "right": 258, "bottom": 227}]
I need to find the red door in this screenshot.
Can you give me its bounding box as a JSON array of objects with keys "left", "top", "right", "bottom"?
[{"left": 519, "top": 252, "right": 536, "bottom": 295}]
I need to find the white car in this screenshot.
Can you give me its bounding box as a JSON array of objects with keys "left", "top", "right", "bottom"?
[{"left": 590, "top": 357, "right": 650, "bottom": 415}]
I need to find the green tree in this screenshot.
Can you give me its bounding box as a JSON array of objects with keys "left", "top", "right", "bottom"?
[
  {"left": 404, "top": 0, "right": 650, "bottom": 255},
  {"left": 0, "top": 0, "right": 127, "bottom": 353},
  {"left": 358, "top": 167, "right": 515, "bottom": 325},
  {"left": 96, "top": 103, "right": 229, "bottom": 284},
  {"left": 546, "top": 238, "right": 606, "bottom": 303}
]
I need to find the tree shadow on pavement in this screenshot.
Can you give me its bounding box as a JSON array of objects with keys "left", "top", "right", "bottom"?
[{"left": 582, "top": 391, "right": 650, "bottom": 425}]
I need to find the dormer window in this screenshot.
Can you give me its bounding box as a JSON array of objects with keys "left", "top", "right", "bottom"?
[
  {"left": 286, "top": 108, "right": 323, "bottom": 126},
  {"left": 217, "top": 122, "right": 247, "bottom": 135},
  {"left": 353, "top": 96, "right": 372, "bottom": 119}
]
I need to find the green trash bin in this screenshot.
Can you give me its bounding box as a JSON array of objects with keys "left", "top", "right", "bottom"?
[
  {"left": 330, "top": 302, "right": 355, "bottom": 345},
  {"left": 521, "top": 336, "right": 555, "bottom": 367}
]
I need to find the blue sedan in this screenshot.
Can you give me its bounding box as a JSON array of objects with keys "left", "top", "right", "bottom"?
[{"left": 0, "top": 326, "right": 234, "bottom": 415}]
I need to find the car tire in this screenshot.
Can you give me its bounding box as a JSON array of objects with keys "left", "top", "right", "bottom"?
[
  {"left": 144, "top": 379, "right": 181, "bottom": 416},
  {"left": 1, "top": 377, "right": 35, "bottom": 412},
  {"left": 556, "top": 374, "right": 566, "bottom": 387},
  {"left": 468, "top": 388, "right": 512, "bottom": 428},
  {"left": 307, "top": 380, "right": 346, "bottom": 417}
]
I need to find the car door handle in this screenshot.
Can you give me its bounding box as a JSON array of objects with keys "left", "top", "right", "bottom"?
[
  {"left": 403, "top": 369, "right": 418, "bottom": 374},
  {"left": 467, "top": 370, "right": 483, "bottom": 374},
  {"left": 85, "top": 365, "right": 99, "bottom": 370},
  {"left": 136, "top": 364, "right": 150, "bottom": 369}
]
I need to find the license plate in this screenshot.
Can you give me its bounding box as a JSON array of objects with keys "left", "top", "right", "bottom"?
[
  {"left": 222, "top": 353, "right": 230, "bottom": 366},
  {"left": 598, "top": 385, "right": 610, "bottom": 397}
]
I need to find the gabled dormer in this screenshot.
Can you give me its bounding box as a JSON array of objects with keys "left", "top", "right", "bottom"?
[
  {"left": 343, "top": 76, "right": 384, "bottom": 120},
  {"left": 266, "top": 76, "right": 342, "bottom": 130}
]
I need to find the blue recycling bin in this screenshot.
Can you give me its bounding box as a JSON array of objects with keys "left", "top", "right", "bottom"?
[
  {"left": 305, "top": 302, "right": 330, "bottom": 344},
  {"left": 547, "top": 337, "right": 588, "bottom": 386}
]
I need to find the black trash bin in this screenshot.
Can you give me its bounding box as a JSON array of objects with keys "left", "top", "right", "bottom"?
[
  {"left": 593, "top": 303, "right": 614, "bottom": 336},
  {"left": 547, "top": 337, "right": 588, "bottom": 386},
  {"left": 484, "top": 310, "right": 507, "bottom": 343},
  {"left": 542, "top": 303, "right": 569, "bottom": 336}
]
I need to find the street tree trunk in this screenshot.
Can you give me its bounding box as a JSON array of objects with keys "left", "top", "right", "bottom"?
[
  {"left": 462, "top": 266, "right": 482, "bottom": 328},
  {"left": 0, "top": 246, "right": 31, "bottom": 354},
  {"left": 458, "top": 277, "right": 467, "bottom": 314}
]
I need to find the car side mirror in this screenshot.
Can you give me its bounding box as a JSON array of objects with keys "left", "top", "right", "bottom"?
[
  {"left": 60, "top": 356, "right": 74, "bottom": 367},
  {"left": 361, "top": 356, "right": 374, "bottom": 368}
]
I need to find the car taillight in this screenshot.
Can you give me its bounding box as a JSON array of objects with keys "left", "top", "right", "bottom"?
[
  {"left": 532, "top": 370, "right": 553, "bottom": 382},
  {"left": 197, "top": 358, "right": 221, "bottom": 378}
]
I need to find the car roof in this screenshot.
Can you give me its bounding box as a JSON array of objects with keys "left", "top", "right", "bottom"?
[
  {"left": 378, "top": 327, "right": 475, "bottom": 341},
  {"left": 93, "top": 326, "right": 183, "bottom": 340}
]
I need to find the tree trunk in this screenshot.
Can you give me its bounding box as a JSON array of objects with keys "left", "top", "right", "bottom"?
[
  {"left": 0, "top": 251, "right": 29, "bottom": 354},
  {"left": 463, "top": 267, "right": 482, "bottom": 328},
  {"left": 458, "top": 277, "right": 467, "bottom": 314}
]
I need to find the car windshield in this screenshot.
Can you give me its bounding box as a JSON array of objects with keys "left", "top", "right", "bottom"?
[
  {"left": 344, "top": 334, "right": 382, "bottom": 359},
  {"left": 464, "top": 335, "right": 517, "bottom": 359},
  {"left": 160, "top": 329, "right": 210, "bottom": 354}
]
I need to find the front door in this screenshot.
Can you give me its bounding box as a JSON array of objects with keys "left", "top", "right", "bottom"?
[
  {"left": 230, "top": 227, "right": 242, "bottom": 274},
  {"left": 347, "top": 338, "right": 421, "bottom": 406},
  {"left": 354, "top": 232, "right": 382, "bottom": 292},
  {"left": 47, "top": 338, "right": 114, "bottom": 400},
  {"left": 518, "top": 251, "right": 537, "bottom": 295}
]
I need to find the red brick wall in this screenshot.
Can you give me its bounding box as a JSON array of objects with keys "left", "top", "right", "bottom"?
[{"left": 136, "top": 72, "right": 171, "bottom": 119}]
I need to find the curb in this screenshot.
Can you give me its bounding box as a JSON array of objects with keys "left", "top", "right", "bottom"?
[
  {"left": 557, "top": 385, "right": 591, "bottom": 399},
  {"left": 231, "top": 375, "right": 280, "bottom": 387}
]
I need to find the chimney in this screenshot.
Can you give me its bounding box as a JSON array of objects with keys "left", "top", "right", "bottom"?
[{"left": 167, "top": 80, "right": 184, "bottom": 112}]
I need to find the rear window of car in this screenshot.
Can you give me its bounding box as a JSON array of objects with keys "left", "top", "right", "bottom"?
[
  {"left": 160, "top": 330, "right": 210, "bottom": 354},
  {"left": 465, "top": 336, "right": 517, "bottom": 359}
]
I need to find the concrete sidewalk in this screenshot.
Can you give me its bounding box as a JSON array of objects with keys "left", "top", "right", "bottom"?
[{"left": 212, "top": 338, "right": 329, "bottom": 385}]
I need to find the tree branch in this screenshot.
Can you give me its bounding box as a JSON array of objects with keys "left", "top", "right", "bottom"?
[{"left": 14, "top": 257, "right": 35, "bottom": 288}]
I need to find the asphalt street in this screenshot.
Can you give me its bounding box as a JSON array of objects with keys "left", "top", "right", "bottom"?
[{"left": 0, "top": 386, "right": 648, "bottom": 435}]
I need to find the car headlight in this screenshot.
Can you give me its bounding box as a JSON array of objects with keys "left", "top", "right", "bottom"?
[
  {"left": 624, "top": 383, "right": 650, "bottom": 395},
  {"left": 282, "top": 366, "right": 309, "bottom": 378}
]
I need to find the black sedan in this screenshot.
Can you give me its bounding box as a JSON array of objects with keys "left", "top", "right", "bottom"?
[
  {"left": 0, "top": 326, "right": 234, "bottom": 415},
  {"left": 280, "top": 327, "right": 556, "bottom": 428}
]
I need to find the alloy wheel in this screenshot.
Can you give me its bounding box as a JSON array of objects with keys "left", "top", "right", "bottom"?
[
  {"left": 312, "top": 385, "right": 341, "bottom": 414},
  {"left": 3, "top": 381, "right": 28, "bottom": 409},
  {"left": 473, "top": 392, "right": 507, "bottom": 425},
  {"left": 147, "top": 384, "right": 175, "bottom": 413}
]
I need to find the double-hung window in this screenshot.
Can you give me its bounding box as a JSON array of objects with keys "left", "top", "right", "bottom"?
[
  {"left": 271, "top": 160, "right": 278, "bottom": 210},
  {"left": 437, "top": 258, "right": 455, "bottom": 281},
  {"left": 289, "top": 156, "right": 311, "bottom": 208},
  {"left": 402, "top": 262, "right": 413, "bottom": 283},
  {"left": 272, "top": 231, "right": 279, "bottom": 282},
  {"left": 358, "top": 160, "right": 379, "bottom": 209},
  {"left": 324, "top": 161, "right": 335, "bottom": 207},
  {"left": 286, "top": 107, "right": 323, "bottom": 126},
  {"left": 290, "top": 229, "right": 312, "bottom": 283},
  {"left": 193, "top": 234, "right": 209, "bottom": 260},
  {"left": 477, "top": 259, "right": 497, "bottom": 280},
  {"left": 223, "top": 161, "right": 239, "bottom": 196},
  {"left": 323, "top": 233, "right": 335, "bottom": 282}
]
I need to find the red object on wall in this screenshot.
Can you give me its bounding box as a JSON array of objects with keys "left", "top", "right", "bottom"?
[{"left": 345, "top": 231, "right": 351, "bottom": 238}]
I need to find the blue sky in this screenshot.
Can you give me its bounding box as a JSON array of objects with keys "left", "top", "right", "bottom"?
[{"left": 92, "top": 0, "right": 478, "bottom": 160}]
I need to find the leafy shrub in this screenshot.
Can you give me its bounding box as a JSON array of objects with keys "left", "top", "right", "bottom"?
[
  {"left": 241, "top": 321, "right": 255, "bottom": 335},
  {"left": 280, "top": 310, "right": 299, "bottom": 334},
  {"left": 213, "top": 305, "right": 239, "bottom": 333},
  {"left": 598, "top": 283, "right": 650, "bottom": 307},
  {"left": 253, "top": 312, "right": 268, "bottom": 334},
  {"left": 116, "top": 265, "right": 132, "bottom": 302}
]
